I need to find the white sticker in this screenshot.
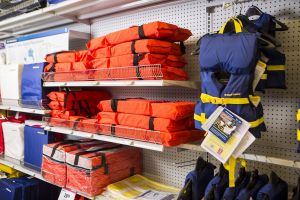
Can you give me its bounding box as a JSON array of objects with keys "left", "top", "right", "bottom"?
[{"left": 58, "top": 189, "right": 76, "bottom": 200}]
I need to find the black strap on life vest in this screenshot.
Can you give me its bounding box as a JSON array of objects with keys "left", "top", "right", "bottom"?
[
  {"left": 133, "top": 54, "right": 145, "bottom": 80},
  {"left": 138, "top": 25, "right": 146, "bottom": 39},
  {"left": 73, "top": 145, "right": 122, "bottom": 171},
  {"left": 77, "top": 101, "right": 90, "bottom": 118},
  {"left": 72, "top": 117, "right": 85, "bottom": 130},
  {"left": 149, "top": 117, "right": 155, "bottom": 131},
  {"left": 131, "top": 40, "right": 136, "bottom": 54},
  {"left": 110, "top": 99, "right": 119, "bottom": 112},
  {"left": 180, "top": 42, "right": 186, "bottom": 54},
  {"left": 82, "top": 100, "right": 92, "bottom": 117},
  {"left": 63, "top": 90, "right": 76, "bottom": 109},
  {"left": 50, "top": 140, "right": 79, "bottom": 158},
  {"left": 111, "top": 124, "right": 116, "bottom": 135},
  {"left": 54, "top": 53, "right": 58, "bottom": 63}
]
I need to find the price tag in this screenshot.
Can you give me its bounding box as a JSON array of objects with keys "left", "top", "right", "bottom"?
[
  {"left": 138, "top": 190, "right": 174, "bottom": 200},
  {"left": 58, "top": 189, "right": 76, "bottom": 200}
]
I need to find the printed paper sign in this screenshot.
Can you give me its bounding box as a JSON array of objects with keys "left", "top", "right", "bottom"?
[
  {"left": 58, "top": 189, "right": 76, "bottom": 200},
  {"left": 208, "top": 108, "right": 242, "bottom": 143},
  {"left": 201, "top": 107, "right": 250, "bottom": 163}
]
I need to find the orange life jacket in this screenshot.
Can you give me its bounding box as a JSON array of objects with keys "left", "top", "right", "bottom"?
[
  {"left": 98, "top": 99, "right": 195, "bottom": 120},
  {"left": 90, "top": 54, "right": 186, "bottom": 68},
  {"left": 90, "top": 39, "right": 184, "bottom": 59},
  {"left": 47, "top": 91, "right": 111, "bottom": 102},
  {"left": 87, "top": 21, "right": 192, "bottom": 51},
  {"left": 97, "top": 112, "right": 194, "bottom": 132},
  {"left": 65, "top": 146, "right": 141, "bottom": 196},
  {"left": 98, "top": 124, "right": 205, "bottom": 146}
]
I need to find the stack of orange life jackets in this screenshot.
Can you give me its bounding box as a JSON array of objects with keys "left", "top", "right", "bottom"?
[
  {"left": 43, "top": 50, "right": 92, "bottom": 82},
  {"left": 87, "top": 21, "right": 192, "bottom": 80},
  {"left": 41, "top": 140, "right": 105, "bottom": 187},
  {"left": 95, "top": 99, "right": 205, "bottom": 146},
  {"left": 47, "top": 90, "right": 111, "bottom": 128},
  {"left": 65, "top": 143, "right": 141, "bottom": 196}
]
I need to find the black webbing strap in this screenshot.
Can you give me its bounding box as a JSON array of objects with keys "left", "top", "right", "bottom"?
[
  {"left": 131, "top": 40, "right": 136, "bottom": 54},
  {"left": 110, "top": 99, "right": 119, "bottom": 112},
  {"left": 179, "top": 42, "right": 186, "bottom": 54},
  {"left": 48, "top": 63, "right": 56, "bottom": 72},
  {"left": 83, "top": 100, "right": 92, "bottom": 117},
  {"left": 111, "top": 124, "right": 116, "bottom": 135},
  {"left": 130, "top": 167, "right": 135, "bottom": 176},
  {"left": 73, "top": 145, "right": 122, "bottom": 169},
  {"left": 72, "top": 117, "right": 85, "bottom": 130},
  {"left": 78, "top": 100, "right": 91, "bottom": 118},
  {"left": 54, "top": 53, "right": 58, "bottom": 63},
  {"left": 138, "top": 25, "right": 146, "bottom": 39},
  {"left": 149, "top": 117, "right": 155, "bottom": 131},
  {"left": 50, "top": 140, "right": 79, "bottom": 157},
  {"left": 63, "top": 90, "right": 76, "bottom": 109},
  {"left": 133, "top": 54, "right": 145, "bottom": 80}
]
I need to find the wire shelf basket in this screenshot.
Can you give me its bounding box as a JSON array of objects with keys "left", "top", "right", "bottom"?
[{"left": 42, "top": 64, "right": 164, "bottom": 82}]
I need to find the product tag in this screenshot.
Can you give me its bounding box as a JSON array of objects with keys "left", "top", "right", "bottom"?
[
  {"left": 138, "top": 190, "right": 174, "bottom": 200},
  {"left": 201, "top": 107, "right": 250, "bottom": 163},
  {"left": 253, "top": 60, "right": 267, "bottom": 91},
  {"left": 58, "top": 189, "right": 76, "bottom": 200},
  {"left": 207, "top": 108, "right": 242, "bottom": 143},
  {"left": 232, "top": 131, "right": 256, "bottom": 158}
]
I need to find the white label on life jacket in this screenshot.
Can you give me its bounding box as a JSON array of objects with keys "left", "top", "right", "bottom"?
[
  {"left": 58, "top": 189, "right": 76, "bottom": 200},
  {"left": 253, "top": 60, "right": 266, "bottom": 91}
]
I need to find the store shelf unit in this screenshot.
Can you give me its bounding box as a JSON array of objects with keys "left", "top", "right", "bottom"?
[
  {"left": 0, "top": 155, "right": 101, "bottom": 200},
  {"left": 43, "top": 80, "right": 198, "bottom": 89},
  {"left": 0, "top": 105, "right": 50, "bottom": 115}
]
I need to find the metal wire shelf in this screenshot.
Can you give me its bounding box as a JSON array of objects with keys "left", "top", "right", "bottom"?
[{"left": 42, "top": 64, "right": 164, "bottom": 82}]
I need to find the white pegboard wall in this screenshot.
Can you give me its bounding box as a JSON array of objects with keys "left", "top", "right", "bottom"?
[{"left": 88, "top": 0, "right": 300, "bottom": 188}]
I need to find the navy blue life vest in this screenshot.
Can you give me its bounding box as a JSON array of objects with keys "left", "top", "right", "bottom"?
[
  {"left": 222, "top": 172, "right": 251, "bottom": 200},
  {"left": 252, "top": 13, "right": 276, "bottom": 37},
  {"left": 204, "top": 171, "right": 229, "bottom": 200},
  {"left": 194, "top": 33, "right": 266, "bottom": 138},
  {"left": 181, "top": 162, "right": 215, "bottom": 200},
  {"left": 256, "top": 175, "right": 288, "bottom": 200},
  {"left": 235, "top": 174, "right": 269, "bottom": 200}
]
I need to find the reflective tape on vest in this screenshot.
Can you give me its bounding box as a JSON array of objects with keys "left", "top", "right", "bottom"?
[
  {"left": 261, "top": 74, "right": 267, "bottom": 80},
  {"left": 249, "top": 117, "right": 264, "bottom": 128},
  {"left": 267, "top": 65, "right": 285, "bottom": 71},
  {"left": 297, "top": 109, "right": 300, "bottom": 121},
  {"left": 194, "top": 113, "right": 206, "bottom": 124},
  {"left": 200, "top": 93, "right": 250, "bottom": 105},
  {"left": 298, "top": 130, "right": 300, "bottom": 141}
]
